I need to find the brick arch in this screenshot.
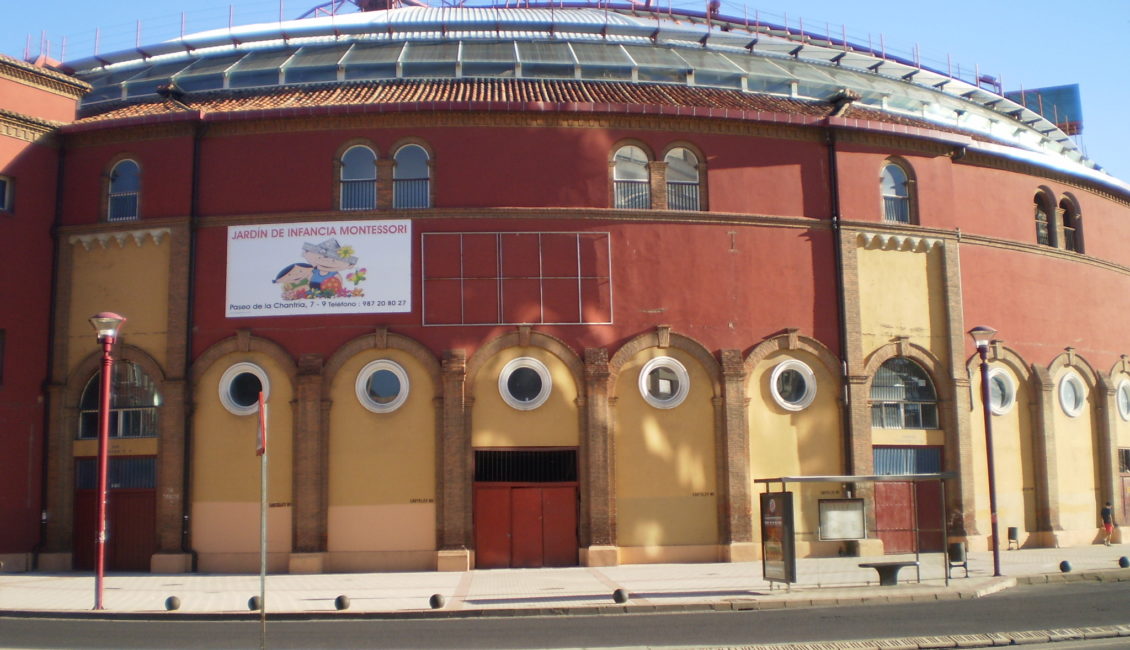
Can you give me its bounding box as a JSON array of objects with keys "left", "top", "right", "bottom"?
[
  {"left": 66, "top": 342, "right": 167, "bottom": 408},
  {"left": 608, "top": 327, "right": 720, "bottom": 399},
  {"left": 964, "top": 343, "right": 1034, "bottom": 396},
  {"left": 608, "top": 138, "right": 655, "bottom": 163},
  {"left": 190, "top": 330, "right": 297, "bottom": 388},
  {"left": 863, "top": 340, "right": 952, "bottom": 403},
  {"left": 1044, "top": 348, "right": 1099, "bottom": 391},
  {"left": 323, "top": 328, "right": 442, "bottom": 400},
  {"left": 464, "top": 327, "right": 584, "bottom": 397},
  {"left": 743, "top": 330, "right": 840, "bottom": 379}
]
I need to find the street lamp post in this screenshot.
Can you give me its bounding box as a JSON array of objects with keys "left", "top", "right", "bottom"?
[
  {"left": 88, "top": 312, "right": 126, "bottom": 610},
  {"left": 969, "top": 325, "right": 1002, "bottom": 577}
]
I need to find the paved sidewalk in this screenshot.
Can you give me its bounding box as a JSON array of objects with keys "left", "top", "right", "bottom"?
[{"left": 1, "top": 544, "right": 1129, "bottom": 618}]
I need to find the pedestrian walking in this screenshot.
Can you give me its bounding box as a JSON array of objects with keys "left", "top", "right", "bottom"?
[{"left": 1101, "top": 501, "right": 1115, "bottom": 546}]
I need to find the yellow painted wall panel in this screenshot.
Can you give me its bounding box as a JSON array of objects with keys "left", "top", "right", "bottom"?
[
  {"left": 968, "top": 366, "right": 1038, "bottom": 534},
  {"left": 191, "top": 501, "right": 292, "bottom": 553},
  {"left": 614, "top": 349, "right": 717, "bottom": 545},
  {"left": 471, "top": 347, "right": 578, "bottom": 448},
  {"left": 327, "top": 504, "right": 436, "bottom": 552},
  {"left": 1051, "top": 370, "right": 1100, "bottom": 532},
  {"left": 616, "top": 496, "right": 717, "bottom": 546},
  {"left": 328, "top": 350, "right": 436, "bottom": 507},
  {"left": 857, "top": 246, "right": 947, "bottom": 361},
  {"left": 67, "top": 238, "right": 170, "bottom": 371},
  {"left": 192, "top": 352, "right": 293, "bottom": 504}
]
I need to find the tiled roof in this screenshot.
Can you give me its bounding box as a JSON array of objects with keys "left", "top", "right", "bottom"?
[{"left": 73, "top": 77, "right": 977, "bottom": 142}]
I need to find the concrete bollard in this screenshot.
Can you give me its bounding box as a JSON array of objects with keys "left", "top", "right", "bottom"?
[
  {"left": 1119, "top": 557, "right": 1129, "bottom": 569},
  {"left": 1059, "top": 560, "right": 1072, "bottom": 573},
  {"left": 612, "top": 588, "right": 629, "bottom": 604},
  {"left": 248, "top": 595, "right": 262, "bottom": 611},
  {"left": 429, "top": 594, "right": 446, "bottom": 609},
  {"left": 334, "top": 595, "right": 350, "bottom": 610},
  {"left": 164, "top": 596, "right": 181, "bottom": 611}
]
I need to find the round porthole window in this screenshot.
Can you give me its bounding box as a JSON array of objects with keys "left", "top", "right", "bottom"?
[
  {"left": 988, "top": 368, "right": 1016, "bottom": 415},
  {"left": 1059, "top": 371, "right": 1085, "bottom": 418},
  {"left": 770, "top": 360, "right": 816, "bottom": 411},
  {"left": 219, "top": 362, "right": 269, "bottom": 416},
  {"left": 355, "top": 360, "right": 409, "bottom": 413},
  {"left": 638, "top": 357, "right": 690, "bottom": 409},
  {"left": 1118, "top": 381, "right": 1130, "bottom": 422},
  {"left": 499, "top": 357, "right": 551, "bottom": 410}
]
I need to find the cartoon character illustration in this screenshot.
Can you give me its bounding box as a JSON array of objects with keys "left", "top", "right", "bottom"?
[
  {"left": 301, "top": 238, "right": 358, "bottom": 298},
  {"left": 273, "top": 262, "right": 313, "bottom": 300}
]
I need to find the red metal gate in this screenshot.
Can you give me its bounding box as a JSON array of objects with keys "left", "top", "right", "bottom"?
[
  {"left": 73, "top": 489, "right": 156, "bottom": 571},
  {"left": 473, "top": 484, "right": 578, "bottom": 569}
]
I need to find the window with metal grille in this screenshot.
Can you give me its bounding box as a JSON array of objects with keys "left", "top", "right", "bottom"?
[
  {"left": 393, "top": 144, "right": 430, "bottom": 209},
  {"left": 75, "top": 456, "right": 156, "bottom": 490},
  {"left": 664, "top": 147, "right": 701, "bottom": 211},
  {"left": 612, "top": 145, "right": 650, "bottom": 210},
  {"left": 880, "top": 162, "right": 911, "bottom": 223},
  {"left": 870, "top": 358, "right": 939, "bottom": 429},
  {"left": 474, "top": 449, "right": 577, "bottom": 483},
  {"left": 340, "top": 145, "right": 377, "bottom": 210},
  {"left": 108, "top": 159, "right": 140, "bottom": 221},
  {"left": 78, "top": 360, "right": 160, "bottom": 439},
  {"left": 873, "top": 446, "right": 942, "bottom": 475}
]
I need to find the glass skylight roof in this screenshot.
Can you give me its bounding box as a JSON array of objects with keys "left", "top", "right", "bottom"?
[{"left": 66, "top": 5, "right": 1098, "bottom": 179}]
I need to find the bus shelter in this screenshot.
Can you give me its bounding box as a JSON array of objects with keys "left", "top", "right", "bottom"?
[{"left": 754, "top": 473, "right": 958, "bottom": 587}]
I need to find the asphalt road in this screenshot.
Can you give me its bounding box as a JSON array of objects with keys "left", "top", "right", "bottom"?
[{"left": 2, "top": 580, "right": 1128, "bottom": 649}]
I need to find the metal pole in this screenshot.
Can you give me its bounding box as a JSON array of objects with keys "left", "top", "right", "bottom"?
[
  {"left": 94, "top": 334, "right": 115, "bottom": 610},
  {"left": 977, "top": 345, "right": 1003, "bottom": 577}
]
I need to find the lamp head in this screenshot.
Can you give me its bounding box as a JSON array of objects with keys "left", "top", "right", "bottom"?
[
  {"left": 968, "top": 325, "right": 997, "bottom": 349},
  {"left": 89, "top": 312, "right": 126, "bottom": 342}
]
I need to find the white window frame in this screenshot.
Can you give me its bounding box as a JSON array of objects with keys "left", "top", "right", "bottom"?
[
  {"left": 219, "top": 362, "right": 269, "bottom": 416},
  {"left": 1117, "top": 380, "right": 1130, "bottom": 422},
  {"left": 498, "top": 357, "right": 551, "bottom": 410},
  {"left": 1058, "top": 371, "right": 1086, "bottom": 418},
  {"left": 770, "top": 359, "right": 817, "bottom": 412},
  {"left": 988, "top": 367, "right": 1016, "bottom": 416},
  {"left": 638, "top": 356, "right": 690, "bottom": 409},
  {"left": 355, "top": 359, "right": 410, "bottom": 413}
]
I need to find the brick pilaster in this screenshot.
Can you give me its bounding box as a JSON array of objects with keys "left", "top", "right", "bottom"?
[
  {"left": 719, "top": 349, "right": 752, "bottom": 545},
  {"left": 583, "top": 348, "right": 614, "bottom": 547},
  {"left": 292, "top": 353, "right": 326, "bottom": 552},
  {"left": 439, "top": 350, "right": 470, "bottom": 550}
]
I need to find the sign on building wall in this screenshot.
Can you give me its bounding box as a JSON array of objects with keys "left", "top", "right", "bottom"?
[
  {"left": 226, "top": 220, "right": 411, "bottom": 318},
  {"left": 760, "top": 491, "right": 796, "bottom": 584}
]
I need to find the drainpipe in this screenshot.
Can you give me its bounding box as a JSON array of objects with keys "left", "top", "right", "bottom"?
[
  {"left": 180, "top": 115, "right": 206, "bottom": 570},
  {"left": 826, "top": 117, "right": 854, "bottom": 478},
  {"left": 33, "top": 136, "right": 68, "bottom": 569}
]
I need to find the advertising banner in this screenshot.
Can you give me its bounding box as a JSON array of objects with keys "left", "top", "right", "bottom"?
[
  {"left": 760, "top": 491, "right": 796, "bottom": 583},
  {"left": 226, "top": 220, "right": 411, "bottom": 318}
]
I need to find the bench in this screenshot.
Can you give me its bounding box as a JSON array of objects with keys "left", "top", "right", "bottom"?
[{"left": 858, "top": 561, "right": 919, "bottom": 586}]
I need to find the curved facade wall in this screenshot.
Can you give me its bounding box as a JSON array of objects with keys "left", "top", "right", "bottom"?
[{"left": 5, "top": 7, "right": 1130, "bottom": 574}]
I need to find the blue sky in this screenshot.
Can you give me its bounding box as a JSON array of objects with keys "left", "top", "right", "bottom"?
[{"left": 4, "top": 1, "right": 1127, "bottom": 181}]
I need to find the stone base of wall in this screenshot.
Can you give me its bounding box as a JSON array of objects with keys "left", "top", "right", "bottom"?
[
  {"left": 288, "top": 552, "right": 327, "bottom": 574},
  {"left": 617, "top": 544, "right": 720, "bottom": 565},
  {"left": 0, "top": 553, "right": 33, "bottom": 572},
  {"left": 581, "top": 545, "right": 620, "bottom": 566},
  {"left": 436, "top": 549, "right": 472, "bottom": 572},
  {"left": 151, "top": 553, "right": 193, "bottom": 573},
  {"left": 721, "top": 542, "right": 758, "bottom": 563},
  {"left": 37, "top": 552, "right": 72, "bottom": 572}
]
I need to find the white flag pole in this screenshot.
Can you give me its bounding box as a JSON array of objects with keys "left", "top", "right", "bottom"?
[{"left": 258, "top": 392, "right": 268, "bottom": 648}]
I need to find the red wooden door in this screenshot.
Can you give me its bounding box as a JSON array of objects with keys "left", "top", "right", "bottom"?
[
  {"left": 541, "top": 486, "right": 578, "bottom": 567},
  {"left": 473, "top": 486, "right": 512, "bottom": 569},
  {"left": 914, "top": 481, "right": 944, "bottom": 552},
  {"left": 473, "top": 484, "right": 578, "bottom": 568},
  {"left": 875, "top": 482, "right": 915, "bottom": 554},
  {"left": 72, "top": 489, "right": 156, "bottom": 571}
]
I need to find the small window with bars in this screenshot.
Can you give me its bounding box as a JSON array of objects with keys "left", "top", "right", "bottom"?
[
  {"left": 474, "top": 449, "right": 577, "bottom": 483},
  {"left": 75, "top": 456, "right": 157, "bottom": 489},
  {"left": 1119, "top": 449, "right": 1130, "bottom": 474}
]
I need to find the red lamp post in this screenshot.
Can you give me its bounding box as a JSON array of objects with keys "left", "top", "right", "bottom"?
[
  {"left": 969, "top": 325, "right": 1002, "bottom": 578},
  {"left": 88, "top": 312, "right": 125, "bottom": 610}
]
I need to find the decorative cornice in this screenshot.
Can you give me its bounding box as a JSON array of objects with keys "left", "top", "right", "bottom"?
[
  {"left": 0, "top": 110, "right": 59, "bottom": 144},
  {"left": 68, "top": 227, "right": 170, "bottom": 251},
  {"left": 856, "top": 231, "right": 943, "bottom": 252},
  {"left": 0, "top": 56, "right": 89, "bottom": 98}
]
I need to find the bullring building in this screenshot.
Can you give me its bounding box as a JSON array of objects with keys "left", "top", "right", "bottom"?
[{"left": 1, "top": 2, "right": 1129, "bottom": 575}]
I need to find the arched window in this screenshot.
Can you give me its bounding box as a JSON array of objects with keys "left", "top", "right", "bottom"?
[
  {"left": 78, "top": 360, "right": 161, "bottom": 439},
  {"left": 108, "top": 159, "right": 140, "bottom": 222},
  {"left": 870, "top": 358, "right": 938, "bottom": 429},
  {"left": 393, "top": 144, "right": 430, "bottom": 209},
  {"left": 340, "top": 145, "right": 377, "bottom": 211},
  {"left": 664, "top": 147, "right": 701, "bottom": 211},
  {"left": 1034, "top": 191, "right": 1055, "bottom": 247},
  {"left": 1060, "top": 197, "right": 1083, "bottom": 253},
  {"left": 880, "top": 162, "right": 911, "bottom": 223},
  {"left": 612, "top": 145, "right": 650, "bottom": 209}
]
